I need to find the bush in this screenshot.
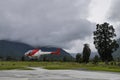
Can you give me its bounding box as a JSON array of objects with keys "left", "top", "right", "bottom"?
[
  {"left": 117, "top": 62, "right": 120, "bottom": 66},
  {"left": 76, "top": 53, "right": 82, "bottom": 63},
  {"left": 110, "top": 61, "right": 116, "bottom": 65},
  {"left": 92, "top": 55, "right": 99, "bottom": 65}
]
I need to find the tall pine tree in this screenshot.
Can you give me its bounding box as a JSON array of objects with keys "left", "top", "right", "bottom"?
[{"left": 82, "top": 44, "right": 91, "bottom": 63}]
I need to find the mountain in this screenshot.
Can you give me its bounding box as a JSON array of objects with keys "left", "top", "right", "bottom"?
[
  {"left": 37, "top": 47, "right": 74, "bottom": 61},
  {"left": 70, "top": 53, "right": 77, "bottom": 58},
  {"left": 112, "top": 39, "right": 120, "bottom": 60},
  {"left": 0, "top": 40, "right": 34, "bottom": 59},
  {"left": 0, "top": 40, "right": 73, "bottom": 61}
]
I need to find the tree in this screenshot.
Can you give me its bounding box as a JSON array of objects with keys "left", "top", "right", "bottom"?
[
  {"left": 43, "top": 56, "right": 47, "bottom": 61},
  {"left": 92, "top": 55, "right": 99, "bottom": 65},
  {"left": 82, "top": 44, "right": 91, "bottom": 63},
  {"left": 93, "top": 22, "right": 119, "bottom": 61},
  {"left": 21, "top": 56, "right": 25, "bottom": 61},
  {"left": 63, "top": 56, "right": 67, "bottom": 62},
  {"left": 76, "top": 53, "right": 82, "bottom": 63},
  {"left": 6, "top": 56, "right": 11, "bottom": 61}
]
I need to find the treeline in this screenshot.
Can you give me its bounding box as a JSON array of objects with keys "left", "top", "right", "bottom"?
[
  {"left": 76, "top": 22, "right": 120, "bottom": 64},
  {"left": 0, "top": 55, "right": 75, "bottom": 62}
]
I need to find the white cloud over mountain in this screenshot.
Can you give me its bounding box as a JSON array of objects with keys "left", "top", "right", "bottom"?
[{"left": 0, "top": 0, "right": 119, "bottom": 53}]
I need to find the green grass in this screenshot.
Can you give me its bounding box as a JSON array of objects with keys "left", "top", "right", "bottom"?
[{"left": 0, "top": 61, "right": 120, "bottom": 72}]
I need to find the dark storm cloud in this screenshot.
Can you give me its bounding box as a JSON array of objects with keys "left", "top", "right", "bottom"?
[{"left": 0, "top": 0, "right": 93, "bottom": 49}]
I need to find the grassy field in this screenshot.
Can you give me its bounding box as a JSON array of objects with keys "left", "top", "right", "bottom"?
[{"left": 0, "top": 61, "right": 120, "bottom": 72}]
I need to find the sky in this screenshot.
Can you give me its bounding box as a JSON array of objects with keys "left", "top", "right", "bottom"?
[{"left": 0, "top": 0, "right": 120, "bottom": 53}]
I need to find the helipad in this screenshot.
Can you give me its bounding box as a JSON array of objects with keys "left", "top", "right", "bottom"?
[{"left": 0, "top": 68, "right": 120, "bottom": 80}]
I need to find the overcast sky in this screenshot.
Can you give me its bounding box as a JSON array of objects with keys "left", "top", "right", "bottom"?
[{"left": 0, "top": 0, "right": 120, "bottom": 53}]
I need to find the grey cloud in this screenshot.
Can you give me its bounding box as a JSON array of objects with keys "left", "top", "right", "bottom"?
[
  {"left": 0, "top": 0, "right": 93, "bottom": 49},
  {"left": 107, "top": 0, "right": 120, "bottom": 38},
  {"left": 108, "top": 0, "right": 120, "bottom": 21}
]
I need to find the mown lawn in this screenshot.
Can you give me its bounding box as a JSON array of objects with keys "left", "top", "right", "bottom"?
[{"left": 0, "top": 61, "right": 120, "bottom": 72}]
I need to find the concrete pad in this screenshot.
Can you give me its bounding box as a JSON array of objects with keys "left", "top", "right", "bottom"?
[
  {"left": 0, "top": 77, "right": 28, "bottom": 80},
  {"left": 0, "top": 68, "right": 120, "bottom": 80}
]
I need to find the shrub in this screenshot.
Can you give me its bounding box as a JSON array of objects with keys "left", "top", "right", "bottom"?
[
  {"left": 92, "top": 55, "right": 99, "bottom": 65},
  {"left": 76, "top": 53, "right": 82, "bottom": 63}
]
